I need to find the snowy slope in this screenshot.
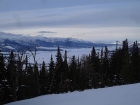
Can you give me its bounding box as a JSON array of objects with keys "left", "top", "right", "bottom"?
[{"left": 5, "top": 83, "right": 140, "bottom": 105}]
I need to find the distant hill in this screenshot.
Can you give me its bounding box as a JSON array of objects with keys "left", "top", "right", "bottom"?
[{"left": 0, "top": 32, "right": 119, "bottom": 52}]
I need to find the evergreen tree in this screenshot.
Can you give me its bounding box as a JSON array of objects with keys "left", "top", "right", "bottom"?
[
  {"left": 49, "top": 55, "right": 55, "bottom": 94},
  {"left": 62, "top": 50, "right": 69, "bottom": 92},
  {"left": 69, "top": 56, "right": 77, "bottom": 91},
  {"left": 77, "top": 56, "right": 82, "bottom": 90},
  {"left": 98, "top": 47, "right": 104, "bottom": 88},
  {"left": 121, "top": 39, "right": 131, "bottom": 84},
  {"left": 131, "top": 41, "right": 140, "bottom": 82},
  {"left": 54, "top": 46, "right": 64, "bottom": 93},
  {"left": 63, "top": 50, "right": 68, "bottom": 79},
  {"left": 0, "top": 53, "right": 9, "bottom": 104},
  {"left": 90, "top": 47, "right": 100, "bottom": 88},
  {"left": 34, "top": 62, "right": 40, "bottom": 96},
  {"left": 102, "top": 46, "right": 110, "bottom": 86},
  {"left": 19, "top": 55, "right": 30, "bottom": 100},
  {"left": 6, "top": 51, "right": 17, "bottom": 102},
  {"left": 16, "top": 53, "right": 25, "bottom": 100},
  {"left": 55, "top": 46, "right": 63, "bottom": 67},
  {"left": 39, "top": 61, "right": 48, "bottom": 95},
  {"left": 40, "top": 61, "right": 47, "bottom": 78},
  {"left": 26, "top": 64, "right": 36, "bottom": 98}
]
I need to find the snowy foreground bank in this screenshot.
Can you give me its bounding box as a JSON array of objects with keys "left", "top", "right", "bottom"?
[{"left": 5, "top": 83, "right": 140, "bottom": 105}]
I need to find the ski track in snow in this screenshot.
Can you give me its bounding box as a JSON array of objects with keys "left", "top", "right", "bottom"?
[{"left": 5, "top": 83, "right": 140, "bottom": 105}]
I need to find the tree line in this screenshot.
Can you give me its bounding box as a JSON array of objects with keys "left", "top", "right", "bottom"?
[{"left": 0, "top": 39, "right": 140, "bottom": 104}]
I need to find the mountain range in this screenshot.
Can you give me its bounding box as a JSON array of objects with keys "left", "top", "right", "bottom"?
[{"left": 0, "top": 32, "right": 135, "bottom": 52}]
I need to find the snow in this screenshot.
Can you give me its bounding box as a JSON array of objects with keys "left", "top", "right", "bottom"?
[
  {"left": 2, "top": 79, "right": 7, "bottom": 82},
  {"left": 37, "top": 47, "right": 57, "bottom": 50},
  {"left": 27, "top": 48, "right": 92, "bottom": 64},
  {"left": 27, "top": 46, "right": 117, "bottom": 64},
  {"left": 1, "top": 47, "right": 115, "bottom": 65},
  {"left": 0, "top": 32, "right": 92, "bottom": 44},
  {"left": 5, "top": 83, "right": 140, "bottom": 105},
  {"left": 4, "top": 46, "right": 15, "bottom": 50}
]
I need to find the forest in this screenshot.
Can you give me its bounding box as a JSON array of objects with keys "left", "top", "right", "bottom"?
[{"left": 0, "top": 39, "right": 140, "bottom": 104}]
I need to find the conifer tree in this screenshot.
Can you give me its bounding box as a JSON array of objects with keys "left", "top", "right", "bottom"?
[
  {"left": 99, "top": 47, "right": 105, "bottom": 88},
  {"left": 49, "top": 55, "right": 55, "bottom": 93},
  {"left": 110, "top": 48, "right": 124, "bottom": 85},
  {"left": 34, "top": 62, "right": 40, "bottom": 96},
  {"left": 77, "top": 56, "right": 82, "bottom": 90},
  {"left": 69, "top": 56, "right": 77, "bottom": 91},
  {"left": 40, "top": 61, "right": 47, "bottom": 79},
  {"left": 121, "top": 39, "right": 130, "bottom": 84},
  {"left": 90, "top": 47, "right": 100, "bottom": 88},
  {"left": 6, "top": 51, "right": 17, "bottom": 102},
  {"left": 55, "top": 46, "right": 63, "bottom": 67},
  {"left": 62, "top": 50, "right": 69, "bottom": 92},
  {"left": 19, "top": 55, "right": 29, "bottom": 100},
  {"left": 54, "top": 46, "right": 64, "bottom": 93},
  {"left": 102, "top": 46, "right": 110, "bottom": 86},
  {"left": 63, "top": 50, "right": 68, "bottom": 79},
  {"left": 40, "top": 61, "right": 48, "bottom": 95},
  {"left": 26, "top": 64, "right": 35, "bottom": 98},
  {"left": 16, "top": 52, "right": 26, "bottom": 100},
  {"left": 131, "top": 41, "right": 140, "bottom": 82},
  {"left": 0, "top": 53, "right": 9, "bottom": 104}
]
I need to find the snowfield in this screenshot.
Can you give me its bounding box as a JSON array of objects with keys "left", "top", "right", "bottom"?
[
  {"left": 27, "top": 48, "right": 93, "bottom": 64},
  {"left": 27, "top": 46, "right": 116, "bottom": 64},
  {"left": 5, "top": 83, "right": 140, "bottom": 105}
]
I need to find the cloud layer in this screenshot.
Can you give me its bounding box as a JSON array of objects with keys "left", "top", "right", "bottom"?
[
  {"left": 0, "top": 0, "right": 140, "bottom": 41},
  {"left": 38, "top": 31, "right": 57, "bottom": 34}
]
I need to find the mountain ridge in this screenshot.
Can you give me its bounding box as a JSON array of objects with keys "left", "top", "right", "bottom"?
[{"left": 0, "top": 32, "right": 120, "bottom": 52}]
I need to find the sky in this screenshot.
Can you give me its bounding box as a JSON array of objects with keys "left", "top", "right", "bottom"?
[{"left": 0, "top": 0, "right": 140, "bottom": 41}]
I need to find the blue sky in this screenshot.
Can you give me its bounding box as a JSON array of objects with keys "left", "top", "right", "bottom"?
[{"left": 0, "top": 0, "right": 140, "bottom": 41}]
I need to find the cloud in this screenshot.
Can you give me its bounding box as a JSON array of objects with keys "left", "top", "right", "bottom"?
[
  {"left": 0, "top": 0, "right": 140, "bottom": 41},
  {"left": 0, "top": 0, "right": 139, "bottom": 12},
  {"left": 0, "top": 32, "right": 24, "bottom": 39},
  {"left": 38, "top": 31, "right": 57, "bottom": 34},
  {"left": 0, "top": 0, "right": 140, "bottom": 31}
]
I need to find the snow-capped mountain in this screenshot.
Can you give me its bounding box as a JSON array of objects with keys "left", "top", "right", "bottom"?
[{"left": 0, "top": 32, "right": 118, "bottom": 52}]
